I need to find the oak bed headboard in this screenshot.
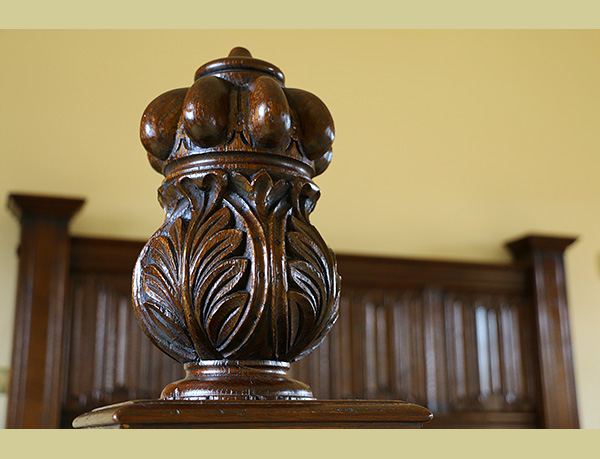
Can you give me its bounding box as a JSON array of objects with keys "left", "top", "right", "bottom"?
[{"left": 5, "top": 193, "right": 579, "bottom": 428}]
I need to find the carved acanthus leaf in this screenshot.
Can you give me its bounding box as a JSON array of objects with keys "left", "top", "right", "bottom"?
[
  {"left": 135, "top": 217, "right": 196, "bottom": 363},
  {"left": 134, "top": 170, "right": 339, "bottom": 364}
]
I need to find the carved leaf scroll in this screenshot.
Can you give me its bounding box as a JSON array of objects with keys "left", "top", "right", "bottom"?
[
  {"left": 134, "top": 170, "right": 340, "bottom": 364},
  {"left": 189, "top": 207, "right": 249, "bottom": 352},
  {"left": 284, "top": 179, "right": 340, "bottom": 360},
  {"left": 134, "top": 217, "right": 196, "bottom": 363}
]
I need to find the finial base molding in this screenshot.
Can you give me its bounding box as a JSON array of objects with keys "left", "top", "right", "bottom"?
[{"left": 160, "top": 360, "right": 314, "bottom": 401}]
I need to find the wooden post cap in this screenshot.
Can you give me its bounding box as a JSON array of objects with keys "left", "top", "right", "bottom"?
[{"left": 140, "top": 47, "right": 335, "bottom": 177}]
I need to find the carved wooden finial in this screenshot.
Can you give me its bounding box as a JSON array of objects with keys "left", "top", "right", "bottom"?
[{"left": 134, "top": 49, "right": 339, "bottom": 401}]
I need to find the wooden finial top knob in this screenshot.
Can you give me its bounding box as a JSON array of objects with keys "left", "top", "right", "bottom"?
[
  {"left": 140, "top": 48, "right": 335, "bottom": 177},
  {"left": 228, "top": 47, "right": 253, "bottom": 57}
]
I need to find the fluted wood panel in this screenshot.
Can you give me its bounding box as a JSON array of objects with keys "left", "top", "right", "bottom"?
[
  {"left": 59, "top": 239, "right": 184, "bottom": 427},
  {"left": 289, "top": 287, "right": 539, "bottom": 427}
]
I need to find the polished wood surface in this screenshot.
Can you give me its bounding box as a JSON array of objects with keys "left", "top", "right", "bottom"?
[
  {"left": 73, "top": 400, "right": 432, "bottom": 429},
  {"left": 506, "top": 236, "right": 579, "bottom": 428},
  {"left": 6, "top": 194, "right": 84, "bottom": 428}
]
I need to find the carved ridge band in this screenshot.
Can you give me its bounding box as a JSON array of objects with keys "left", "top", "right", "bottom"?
[{"left": 163, "top": 153, "right": 314, "bottom": 179}]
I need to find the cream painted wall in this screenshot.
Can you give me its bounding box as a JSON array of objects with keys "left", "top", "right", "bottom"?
[{"left": 1, "top": 30, "right": 598, "bottom": 428}]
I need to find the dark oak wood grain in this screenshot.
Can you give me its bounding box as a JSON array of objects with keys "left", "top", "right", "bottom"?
[
  {"left": 72, "top": 400, "right": 432, "bottom": 429},
  {"left": 6, "top": 194, "right": 84, "bottom": 428},
  {"left": 506, "top": 235, "right": 579, "bottom": 428}
]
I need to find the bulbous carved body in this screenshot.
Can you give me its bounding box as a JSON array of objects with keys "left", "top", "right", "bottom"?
[
  {"left": 133, "top": 48, "right": 339, "bottom": 400},
  {"left": 133, "top": 166, "right": 340, "bottom": 363}
]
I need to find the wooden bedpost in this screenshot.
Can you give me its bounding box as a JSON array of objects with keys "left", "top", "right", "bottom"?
[
  {"left": 6, "top": 194, "right": 84, "bottom": 428},
  {"left": 506, "top": 235, "right": 579, "bottom": 428},
  {"left": 73, "top": 48, "right": 431, "bottom": 428}
]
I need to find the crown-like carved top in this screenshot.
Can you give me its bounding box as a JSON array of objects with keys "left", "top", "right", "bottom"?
[{"left": 140, "top": 48, "right": 334, "bottom": 178}]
